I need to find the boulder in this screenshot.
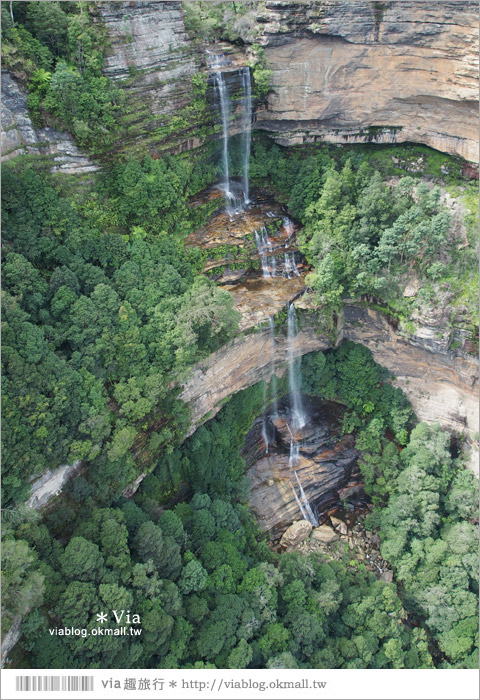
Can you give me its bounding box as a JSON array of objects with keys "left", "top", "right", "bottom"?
[
  {"left": 403, "top": 280, "right": 420, "bottom": 298},
  {"left": 311, "top": 524, "right": 339, "bottom": 544},
  {"left": 280, "top": 520, "right": 312, "bottom": 548},
  {"left": 330, "top": 516, "right": 348, "bottom": 535},
  {"left": 381, "top": 570, "right": 394, "bottom": 583}
]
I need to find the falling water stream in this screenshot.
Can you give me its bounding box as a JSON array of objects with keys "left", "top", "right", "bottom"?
[
  {"left": 213, "top": 67, "right": 233, "bottom": 211},
  {"left": 286, "top": 303, "right": 318, "bottom": 526},
  {"left": 294, "top": 471, "right": 319, "bottom": 526},
  {"left": 268, "top": 316, "right": 278, "bottom": 418},
  {"left": 208, "top": 54, "right": 314, "bottom": 525},
  {"left": 241, "top": 66, "right": 252, "bottom": 205},
  {"left": 209, "top": 54, "right": 252, "bottom": 213},
  {"left": 287, "top": 303, "right": 306, "bottom": 431},
  {"left": 255, "top": 228, "right": 275, "bottom": 278}
]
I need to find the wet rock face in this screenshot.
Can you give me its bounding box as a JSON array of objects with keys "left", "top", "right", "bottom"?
[
  {"left": 246, "top": 401, "right": 360, "bottom": 540},
  {"left": 1, "top": 72, "right": 97, "bottom": 174},
  {"left": 181, "top": 327, "right": 330, "bottom": 436},
  {"left": 186, "top": 192, "right": 307, "bottom": 328},
  {"left": 257, "top": 1, "right": 479, "bottom": 162}
]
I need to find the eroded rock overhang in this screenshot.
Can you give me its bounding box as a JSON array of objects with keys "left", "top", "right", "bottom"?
[{"left": 181, "top": 303, "right": 479, "bottom": 473}]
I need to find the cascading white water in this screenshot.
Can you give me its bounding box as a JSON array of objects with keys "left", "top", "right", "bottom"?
[
  {"left": 287, "top": 428, "right": 318, "bottom": 525},
  {"left": 268, "top": 316, "right": 278, "bottom": 417},
  {"left": 271, "top": 255, "right": 277, "bottom": 277},
  {"left": 284, "top": 253, "right": 293, "bottom": 278},
  {"left": 261, "top": 378, "right": 269, "bottom": 454},
  {"left": 292, "top": 254, "right": 300, "bottom": 277},
  {"left": 255, "top": 228, "right": 277, "bottom": 278},
  {"left": 284, "top": 252, "right": 300, "bottom": 278},
  {"left": 287, "top": 303, "right": 306, "bottom": 430},
  {"left": 241, "top": 67, "right": 252, "bottom": 205},
  {"left": 294, "top": 471, "right": 319, "bottom": 526},
  {"left": 283, "top": 216, "right": 295, "bottom": 237},
  {"left": 291, "top": 483, "right": 309, "bottom": 521},
  {"left": 213, "top": 66, "right": 233, "bottom": 212},
  {"left": 208, "top": 53, "right": 252, "bottom": 214},
  {"left": 289, "top": 440, "right": 300, "bottom": 467}
]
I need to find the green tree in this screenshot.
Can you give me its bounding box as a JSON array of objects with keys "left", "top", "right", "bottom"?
[{"left": 60, "top": 537, "right": 105, "bottom": 582}]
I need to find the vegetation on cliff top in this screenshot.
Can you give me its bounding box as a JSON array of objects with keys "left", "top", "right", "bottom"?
[
  {"left": 249, "top": 138, "right": 479, "bottom": 341},
  {"left": 1, "top": 157, "right": 239, "bottom": 505},
  {"left": 1, "top": 1, "right": 123, "bottom": 154}
]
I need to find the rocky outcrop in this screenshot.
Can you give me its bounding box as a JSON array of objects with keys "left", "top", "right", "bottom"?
[
  {"left": 94, "top": 2, "right": 478, "bottom": 161},
  {"left": 280, "top": 519, "right": 312, "bottom": 547},
  {"left": 1, "top": 72, "right": 97, "bottom": 174},
  {"left": 1, "top": 615, "right": 22, "bottom": 667},
  {"left": 246, "top": 403, "right": 360, "bottom": 539},
  {"left": 181, "top": 326, "right": 330, "bottom": 435},
  {"left": 340, "top": 304, "right": 479, "bottom": 471},
  {"left": 181, "top": 302, "right": 478, "bottom": 468},
  {"left": 97, "top": 1, "right": 206, "bottom": 156},
  {"left": 256, "top": 1, "right": 479, "bottom": 162},
  {"left": 27, "top": 461, "right": 83, "bottom": 510}
]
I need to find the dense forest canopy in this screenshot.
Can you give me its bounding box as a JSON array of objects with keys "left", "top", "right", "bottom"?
[
  {"left": 3, "top": 351, "right": 478, "bottom": 669},
  {"left": 1, "top": 0, "right": 478, "bottom": 675}
]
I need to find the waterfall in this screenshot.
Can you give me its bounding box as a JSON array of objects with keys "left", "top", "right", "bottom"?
[
  {"left": 291, "top": 483, "right": 309, "bottom": 521},
  {"left": 268, "top": 316, "right": 278, "bottom": 417},
  {"left": 241, "top": 67, "right": 252, "bottom": 205},
  {"left": 213, "top": 67, "right": 233, "bottom": 211},
  {"left": 209, "top": 54, "right": 252, "bottom": 213},
  {"left": 261, "top": 379, "right": 269, "bottom": 454},
  {"left": 271, "top": 255, "right": 277, "bottom": 277},
  {"left": 292, "top": 254, "right": 300, "bottom": 277},
  {"left": 284, "top": 253, "right": 292, "bottom": 278},
  {"left": 284, "top": 252, "right": 300, "bottom": 278},
  {"left": 289, "top": 440, "right": 300, "bottom": 467},
  {"left": 255, "top": 228, "right": 276, "bottom": 278},
  {"left": 283, "top": 216, "right": 295, "bottom": 237},
  {"left": 294, "top": 471, "right": 319, "bottom": 526},
  {"left": 287, "top": 303, "right": 306, "bottom": 430}
]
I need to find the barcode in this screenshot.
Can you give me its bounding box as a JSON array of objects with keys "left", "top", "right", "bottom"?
[{"left": 15, "top": 676, "right": 94, "bottom": 691}]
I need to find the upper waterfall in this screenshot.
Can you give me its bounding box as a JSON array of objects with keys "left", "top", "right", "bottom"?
[
  {"left": 287, "top": 303, "right": 307, "bottom": 431},
  {"left": 207, "top": 53, "right": 253, "bottom": 213},
  {"left": 212, "top": 67, "right": 233, "bottom": 212},
  {"left": 241, "top": 66, "right": 252, "bottom": 205}
]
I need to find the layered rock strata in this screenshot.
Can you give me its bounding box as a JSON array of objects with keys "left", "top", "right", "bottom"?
[
  {"left": 27, "top": 461, "right": 83, "bottom": 511},
  {"left": 181, "top": 304, "right": 479, "bottom": 467},
  {"left": 181, "top": 326, "right": 330, "bottom": 435},
  {"left": 1, "top": 72, "right": 97, "bottom": 174},
  {"left": 97, "top": 1, "right": 206, "bottom": 156},
  {"left": 2, "top": 3, "right": 477, "bottom": 162},
  {"left": 96, "top": 1, "right": 478, "bottom": 160},
  {"left": 257, "top": 1, "right": 479, "bottom": 162},
  {"left": 340, "top": 304, "right": 479, "bottom": 472},
  {"left": 245, "top": 403, "right": 360, "bottom": 539}
]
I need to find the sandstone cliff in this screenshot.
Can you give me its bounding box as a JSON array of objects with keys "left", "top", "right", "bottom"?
[
  {"left": 1, "top": 71, "right": 97, "bottom": 175},
  {"left": 255, "top": 0, "right": 479, "bottom": 162},
  {"left": 181, "top": 305, "right": 479, "bottom": 470},
  {"left": 93, "top": 1, "right": 478, "bottom": 161}
]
